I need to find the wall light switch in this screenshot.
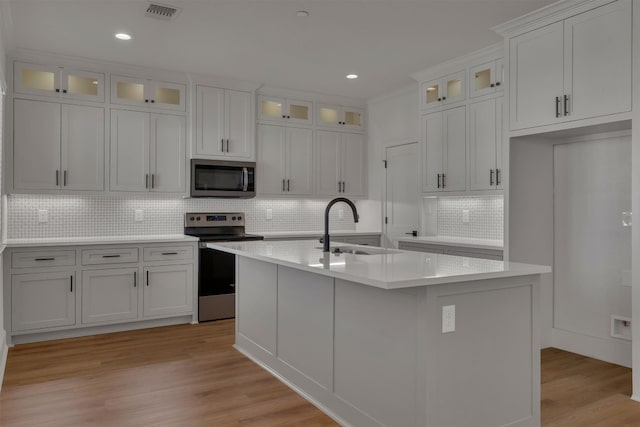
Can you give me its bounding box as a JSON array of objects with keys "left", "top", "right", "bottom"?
[
  {"left": 622, "top": 212, "right": 632, "bottom": 227},
  {"left": 338, "top": 209, "right": 344, "bottom": 220},
  {"left": 442, "top": 305, "right": 456, "bottom": 333},
  {"left": 462, "top": 210, "right": 470, "bottom": 223},
  {"left": 37, "top": 209, "right": 48, "bottom": 223},
  {"left": 134, "top": 209, "right": 144, "bottom": 222},
  {"left": 266, "top": 209, "right": 273, "bottom": 220}
]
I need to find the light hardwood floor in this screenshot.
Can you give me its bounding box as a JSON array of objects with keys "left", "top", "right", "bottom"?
[{"left": 1, "top": 321, "right": 639, "bottom": 426}]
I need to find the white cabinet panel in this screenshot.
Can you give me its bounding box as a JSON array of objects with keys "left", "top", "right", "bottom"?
[
  {"left": 82, "top": 268, "right": 138, "bottom": 324},
  {"left": 422, "top": 111, "right": 443, "bottom": 192},
  {"left": 315, "top": 130, "right": 342, "bottom": 196},
  {"left": 225, "top": 89, "right": 253, "bottom": 159},
  {"left": 469, "top": 97, "right": 503, "bottom": 191},
  {"left": 143, "top": 264, "right": 193, "bottom": 317},
  {"left": 442, "top": 106, "right": 466, "bottom": 192},
  {"left": 258, "top": 95, "right": 313, "bottom": 126},
  {"left": 286, "top": 127, "right": 313, "bottom": 195},
  {"left": 12, "top": 271, "right": 76, "bottom": 331},
  {"left": 150, "top": 114, "right": 186, "bottom": 193},
  {"left": 12, "top": 250, "right": 76, "bottom": 269},
  {"left": 14, "top": 62, "right": 105, "bottom": 102},
  {"left": 196, "top": 85, "right": 224, "bottom": 156},
  {"left": 110, "top": 109, "right": 149, "bottom": 192},
  {"left": 143, "top": 245, "right": 193, "bottom": 262},
  {"left": 257, "top": 124, "right": 287, "bottom": 194},
  {"left": 341, "top": 133, "right": 365, "bottom": 196},
  {"left": 111, "top": 75, "right": 186, "bottom": 111},
  {"left": 81, "top": 247, "right": 139, "bottom": 265}
]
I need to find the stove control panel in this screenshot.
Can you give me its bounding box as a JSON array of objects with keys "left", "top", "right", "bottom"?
[{"left": 184, "top": 212, "right": 245, "bottom": 227}]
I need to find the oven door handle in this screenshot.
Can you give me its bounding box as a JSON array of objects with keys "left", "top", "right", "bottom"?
[{"left": 242, "top": 167, "right": 249, "bottom": 192}]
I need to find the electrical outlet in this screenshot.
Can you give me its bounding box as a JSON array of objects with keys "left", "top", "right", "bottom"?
[
  {"left": 462, "top": 210, "right": 470, "bottom": 223},
  {"left": 338, "top": 209, "right": 344, "bottom": 220},
  {"left": 37, "top": 209, "right": 48, "bottom": 223},
  {"left": 134, "top": 209, "right": 144, "bottom": 222},
  {"left": 442, "top": 305, "right": 455, "bottom": 333},
  {"left": 266, "top": 209, "right": 273, "bottom": 220}
]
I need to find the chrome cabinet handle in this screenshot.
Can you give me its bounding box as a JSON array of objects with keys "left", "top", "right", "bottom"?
[
  {"left": 564, "top": 94, "right": 570, "bottom": 116},
  {"left": 555, "top": 96, "right": 561, "bottom": 118},
  {"left": 496, "top": 169, "right": 501, "bottom": 186},
  {"left": 490, "top": 169, "right": 494, "bottom": 186}
]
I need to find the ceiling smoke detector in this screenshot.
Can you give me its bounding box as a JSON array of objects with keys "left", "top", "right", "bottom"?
[{"left": 145, "top": 3, "right": 181, "bottom": 20}]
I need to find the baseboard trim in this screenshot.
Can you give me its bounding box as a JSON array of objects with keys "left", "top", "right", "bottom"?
[
  {"left": 0, "top": 329, "right": 8, "bottom": 392},
  {"left": 551, "top": 327, "right": 632, "bottom": 368}
]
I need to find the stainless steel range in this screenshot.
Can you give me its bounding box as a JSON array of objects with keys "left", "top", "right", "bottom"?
[{"left": 184, "top": 212, "right": 263, "bottom": 322}]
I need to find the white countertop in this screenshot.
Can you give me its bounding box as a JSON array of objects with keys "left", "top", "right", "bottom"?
[
  {"left": 207, "top": 240, "right": 549, "bottom": 290},
  {"left": 257, "top": 230, "right": 381, "bottom": 239},
  {"left": 395, "top": 236, "right": 504, "bottom": 250},
  {"left": 5, "top": 235, "right": 199, "bottom": 247}
]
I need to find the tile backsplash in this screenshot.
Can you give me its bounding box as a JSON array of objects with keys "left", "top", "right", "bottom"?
[
  {"left": 7, "top": 195, "right": 357, "bottom": 239},
  {"left": 435, "top": 196, "right": 503, "bottom": 241}
]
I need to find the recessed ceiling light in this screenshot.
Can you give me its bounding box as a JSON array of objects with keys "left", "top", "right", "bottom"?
[
  {"left": 296, "top": 10, "right": 309, "bottom": 17},
  {"left": 115, "top": 33, "right": 132, "bottom": 41},
  {"left": 346, "top": 74, "right": 358, "bottom": 79}
]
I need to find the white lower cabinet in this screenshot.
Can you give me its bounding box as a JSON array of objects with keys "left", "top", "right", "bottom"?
[
  {"left": 82, "top": 268, "right": 139, "bottom": 324},
  {"left": 11, "top": 271, "right": 76, "bottom": 332},
  {"left": 143, "top": 264, "right": 193, "bottom": 317}
]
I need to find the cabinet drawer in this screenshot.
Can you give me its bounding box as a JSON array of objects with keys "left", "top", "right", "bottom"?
[
  {"left": 143, "top": 245, "right": 193, "bottom": 262},
  {"left": 446, "top": 249, "right": 503, "bottom": 261},
  {"left": 12, "top": 250, "right": 76, "bottom": 269},
  {"left": 81, "top": 247, "right": 139, "bottom": 265}
]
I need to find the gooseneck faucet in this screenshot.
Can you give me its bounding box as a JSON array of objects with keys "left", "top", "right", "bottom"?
[{"left": 323, "top": 197, "right": 360, "bottom": 252}]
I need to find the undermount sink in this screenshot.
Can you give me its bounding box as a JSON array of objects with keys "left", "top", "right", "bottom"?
[{"left": 315, "top": 246, "right": 400, "bottom": 256}]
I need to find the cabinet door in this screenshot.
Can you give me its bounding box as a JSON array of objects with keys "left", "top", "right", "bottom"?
[
  {"left": 14, "top": 62, "right": 61, "bottom": 97},
  {"left": 317, "top": 104, "right": 341, "bottom": 127},
  {"left": 469, "top": 98, "right": 497, "bottom": 190},
  {"left": 257, "top": 124, "right": 287, "bottom": 194},
  {"left": 151, "top": 80, "right": 186, "bottom": 111},
  {"left": 422, "top": 112, "right": 443, "bottom": 192},
  {"left": 342, "top": 107, "right": 365, "bottom": 131},
  {"left": 341, "top": 133, "right": 365, "bottom": 196},
  {"left": 61, "top": 104, "right": 105, "bottom": 191},
  {"left": 258, "top": 95, "right": 286, "bottom": 122},
  {"left": 509, "top": 21, "right": 564, "bottom": 130},
  {"left": 421, "top": 78, "right": 443, "bottom": 110},
  {"left": 442, "top": 106, "right": 466, "bottom": 192},
  {"left": 564, "top": 0, "right": 631, "bottom": 121},
  {"left": 225, "top": 89, "right": 253, "bottom": 159},
  {"left": 150, "top": 114, "right": 186, "bottom": 193},
  {"left": 111, "top": 75, "right": 147, "bottom": 107},
  {"left": 195, "top": 85, "right": 224, "bottom": 156},
  {"left": 110, "top": 109, "right": 149, "bottom": 192},
  {"left": 143, "top": 265, "right": 193, "bottom": 318},
  {"left": 82, "top": 268, "right": 138, "bottom": 324},
  {"left": 12, "top": 271, "right": 75, "bottom": 331},
  {"left": 315, "top": 130, "right": 341, "bottom": 195},
  {"left": 13, "top": 99, "right": 61, "bottom": 190},
  {"left": 470, "top": 60, "right": 497, "bottom": 98},
  {"left": 443, "top": 70, "right": 466, "bottom": 105},
  {"left": 286, "top": 127, "right": 313, "bottom": 195},
  {"left": 62, "top": 69, "right": 104, "bottom": 102},
  {"left": 495, "top": 97, "right": 504, "bottom": 190},
  {"left": 286, "top": 99, "right": 313, "bottom": 125}
]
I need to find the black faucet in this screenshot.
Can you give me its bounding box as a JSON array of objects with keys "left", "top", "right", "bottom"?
[{"left": 323, "top": 197, "right": 360, "bottom": 252}]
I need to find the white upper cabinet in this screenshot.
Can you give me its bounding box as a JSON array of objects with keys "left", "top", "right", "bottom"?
[
  {"left": 422, "top": 106, "right": 466, "bottom": 193},
  {"left": 15, "top": 62, "right": 105, "bottom": 102},
  {"left": 469, "top": 58, "right": 504, "bottom": 98},
  {"left": 110, "top": 109, "right": 186, "bottom": 194},
  {"left": 316, "top": 104, "right": 365, "bottom": 131},
  {"left": 509, "top": 0, "right": 631, "bottom": 130},
  {"left": 315, "top": 130, "right": 365, "bottom": 196},
  {"left": 258, "top": 95, "right": 313, "bottom": 125},
  {"left": 469, "top": 97, "right": 503, "bottom": 191},
  {"left": 196, "top": 85, "right": 253, "bottom": 159},
  {"left": 111, "top": 74, "right": 186, "bottom": 111},
  {"left": 421, "top": 70, "right": 466, "bottom": 111},
  {"left": 13, "top": 99, "right": 105, "bottom": 192}
]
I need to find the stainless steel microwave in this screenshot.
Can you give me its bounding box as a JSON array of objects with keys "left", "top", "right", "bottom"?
[{"left": 190, "top": 159, "right": 256, "bottom": 198}]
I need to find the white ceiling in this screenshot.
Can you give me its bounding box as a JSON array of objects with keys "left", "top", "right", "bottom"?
[{"left": 5, "top": 0, "right": 556, "bottom": 101}]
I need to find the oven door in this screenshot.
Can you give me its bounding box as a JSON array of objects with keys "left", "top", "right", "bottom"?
[
  {"left": 198, "top": 246, "right": 237, "bottom": 321},
  {"left": 191, "top": 159, "right": 255, "bottom": 198}
]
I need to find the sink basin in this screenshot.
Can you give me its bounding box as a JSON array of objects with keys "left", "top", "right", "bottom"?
[{"left": 315, "top": 246, "right": 400, "bottom": 256}]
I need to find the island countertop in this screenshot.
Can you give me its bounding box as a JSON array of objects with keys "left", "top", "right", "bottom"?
[{"left": 207, "top": 240, "right": 550, "bottom": 290}]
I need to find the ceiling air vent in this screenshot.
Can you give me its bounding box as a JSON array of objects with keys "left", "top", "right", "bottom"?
[{"left": 145, "top": 3, "right": 181, "bottom": 20}]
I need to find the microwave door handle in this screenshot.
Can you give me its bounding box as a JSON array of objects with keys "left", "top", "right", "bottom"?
[{"left": 243, "top": 167, "right": 249, "bottom": 191}]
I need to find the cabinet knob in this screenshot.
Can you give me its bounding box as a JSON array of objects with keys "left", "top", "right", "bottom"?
[
  {"left": 490, "top": 83, "right": 495, "bottom": 88},
  {"left": 282, "top": 115, "right": 286, "bottom": 118},
  {"left": 55, "top": 88, "right": 60, "bottom": 93},
  {"left": 437, "top": 98, "right": 441, "bottom": 102},
  {"left": 62, "top": 89, "right": 67, "bottom": 93},
  {"left": 287, "top": 115, "right": 290, "bottom": 119},
  {"left": 495, "top": 82, "right": 501, "bottom": 86},
  {"left": 145, "top": 99, "right": 149, "bottom": 103},
  {"left": 151, "top": 99, "right": 155, "bottom": 103},
  {"left": 442, "top": 96, "right": 446, "bottom": 100}
]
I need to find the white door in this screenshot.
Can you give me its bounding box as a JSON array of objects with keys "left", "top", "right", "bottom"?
[
  {"left": 196, "top": 85, "right": 224, "bottom": 156},
  {"left": 12, "top": 271, "right": 75, "bottom": 331},
  {"left": 564, "top": 0, "right": 631, "bottom": 121},
  {"left": 143, "top": 265, "right": 193, "bottom": 318},
  {"left": 341, "top": 133, "right": 366, "bottom": 196},
  {"left": 286, "top": 127, "right": 313, "bottom": 195},
  {"left": 422, "top": 111, "right": 443, "bottom": 192},
  {"left": 61, "top": 104, "right": 105, "bottom": 191},
  {"left": 469, "top": 98, "right": 497, "bottom": 190},
  {"left": 150, "top": 114, "right": 186, "bottom": 193},
  {"left": 315, "top": 130, "right": 341, "bottom": 195},
  {"left": 13, "top": 99, "right": 61, "bottom": 190},
  {"left": 82, "top": 268, "right": 138, "bottom": 324},
  {"left": 225, "top": 89, "right": 252, "bottom": 159},
  {"left": 110, "top": 109, "right": 149, "bottom": 192},
  {"left": 509, "top": 21, "right": 564, "bottom": 130},
  {"left": 385, "top": 143, "right": 421, "bottom": 240},
  {"left": 442, "top": 106, "right": 466, "bottom": 192},
  {"left": 257, "top": 124, "right": 287, "bottom": 194}
]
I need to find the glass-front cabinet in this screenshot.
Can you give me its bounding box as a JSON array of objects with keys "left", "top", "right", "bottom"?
[
  {"left": 110, "top": 75, "right": 186, "bottom": 111},
  {"left": 14, "top": 62, "right": 105, "bottom": 102},
  {"left": 421, "top": 70, "right": 466, "bottom": 110},
  {"left": 258, "top": 95, "right": 313, "bottom": 125},
  {"left": 316, "top": 104, "right": 365, "bottom": 131},
  {"left": 469, "top": 59, "right": 504, "bottom": 98}
]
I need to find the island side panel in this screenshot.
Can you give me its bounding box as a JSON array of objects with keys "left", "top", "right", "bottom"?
[{"left": 425, "top": 275, "right": 540, "bottom": 427}]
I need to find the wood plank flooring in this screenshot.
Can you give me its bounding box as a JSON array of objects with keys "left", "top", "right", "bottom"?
[{"left": 1, "top": 321, "right": 639, "bottom": 426}]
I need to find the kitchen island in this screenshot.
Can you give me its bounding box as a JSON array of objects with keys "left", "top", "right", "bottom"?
[{"left": 207, "top": 240, "right": 550, "bottom": 427}]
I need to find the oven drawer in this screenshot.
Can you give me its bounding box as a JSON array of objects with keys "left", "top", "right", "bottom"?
[
  {"left": 12, "top": 250, "right": 76, "bottom": 269},
  {"left": 82, "top": 247, "right": 139, "bottom": 265},
  {"left": 144, "top": 245, "right": 194, "bottom": 262}
]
